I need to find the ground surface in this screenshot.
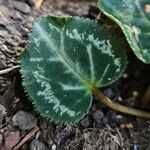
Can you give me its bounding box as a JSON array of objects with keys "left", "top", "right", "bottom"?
[{"left": 0, "top": 0, "right": 150, "bottom": 150}]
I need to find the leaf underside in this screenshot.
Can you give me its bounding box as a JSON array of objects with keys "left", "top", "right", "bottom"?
[
  {"left": 98, "top": 0, "right": 150, "bottom": 64},
  {"left": 19, "top": 15, "right": 127, "bottom": 124}
]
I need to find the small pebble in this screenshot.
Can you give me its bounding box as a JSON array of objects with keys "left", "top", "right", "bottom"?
[
  {"left": 117, "top": 96, "right": 123, "bottom": 102},
  {"left": 6, "top": 38, "right": 18, "bottom": 47},
  {"left": 0, "top": 30, "right": 8, "bottom": 38},
  {"left": 0, "top": 133, "right": 2, "bottom": 147},
  {"left": 103, "top": 88, "right": 115, "bottom": 99},
  {"left": 21, "top": 143, "right": 28, "bottom": 150},
  {"left": 92, "top": 110, "right": 104, "bottom": 123},
  {"left": 3, "top": 130, "right": 20, "bottom": 150},
  {"left": 132, "top": 91, "right": 138, "bottom": 97},
  {"left": 0, "top": 52, "right": 7, "bottom": 69},
  {"left": 115, "top": 115, "right": 123, "bottom": 124},
  {"left": 80, "top": 116, "right": 92, "bottom": 128},
  {"left": 122, "top": 73, "right": 128, "bottom": 78},
  {"left": 10, "top": 10, "right": 23, "bottom": 20},
  {"left": 51, "top": 144, "right": 57, "bottom": 150},
  {"left": 35, "top": 131, "right": 41, "bottom": 139},
  {"left": 90, "top": 103, "right": 97, "bottom": 112},
  {"left": 131, "top": 144, "right": 140, "bottom": 150},
  {"left": 30, "top": 139, "right": 48, "bottom": 150},
  {"left": 0, "top": 104, "right": 6, "bottom": 126},
  {"left": 14, "top": 1, "right": 31, "bottom": 14},
  {"left": 0, "top": 17, "right": 9, "bottom": 27},
  {"left": 55, "top": 126, "right": 73, "bottom": 144},
  {"left": 12, "top": 111, "right": 37, "bottom": 130},
  {"left": 102, "top": 117, "right": 109, "bottom": 125}
]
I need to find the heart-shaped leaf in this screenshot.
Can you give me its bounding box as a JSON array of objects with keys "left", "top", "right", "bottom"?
[
  {"left": 98, "top": 0, "right": 150, "bottom": 63},
  {"left": 19, "top": 15, "right": 127, "bottom": 124}
]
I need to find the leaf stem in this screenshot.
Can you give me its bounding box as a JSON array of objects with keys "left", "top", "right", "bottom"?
[{"left": 92, "top": 87, "right": 150, "bottom": 119}]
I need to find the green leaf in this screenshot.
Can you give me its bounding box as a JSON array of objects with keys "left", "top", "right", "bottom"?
[
  {"left": 98, "top": 0, "right": 150, "bottom": 64},
  {"left": 19, "top": 15, "right": 127, "bottom": 124}
]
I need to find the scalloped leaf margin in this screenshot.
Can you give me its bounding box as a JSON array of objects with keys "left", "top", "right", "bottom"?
[
  {"left": 19, "top": 15, "right": 127, "bottom": 124},
  {"left": 98, "top": 0, "right": 150, "bottom": 64}
]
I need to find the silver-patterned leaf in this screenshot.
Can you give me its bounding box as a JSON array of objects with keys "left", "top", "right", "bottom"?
[
  {"left": 19, "top": 15, "right": 127, "bottom": 124},
  {"left": 98, "top": 0, "right": 150, "bottom": 63}
]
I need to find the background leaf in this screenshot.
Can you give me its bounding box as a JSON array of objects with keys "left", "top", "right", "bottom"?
[
  {"left": 98, "top": 0, "right": 150, "bottom": 64},
  {"left": 19, "top": 15, "right": 127, "bottom": 124}
]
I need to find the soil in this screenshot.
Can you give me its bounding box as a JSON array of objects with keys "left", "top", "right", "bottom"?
[{"left": 0, "top": 0, "right": 150, "bottom": 150}]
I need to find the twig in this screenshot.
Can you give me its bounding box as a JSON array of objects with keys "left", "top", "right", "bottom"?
[
  {"left": 34, "top": 0, "right": 43, "bottom": 9},
  {"left": 116, "top": 128, "right": 124, "bottom": 148},
  {"left": 92, "top": 88, "right": 150, "bottom": 119},
  {"left": 0, "top": 65, "right": 19, "bottom": 75},
  {"left": 13, "top": 126, "right": 39, "bottom": 150}
]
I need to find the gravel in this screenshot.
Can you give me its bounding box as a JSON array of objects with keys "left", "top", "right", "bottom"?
[
  {"left": 0, "top": 51, "right": 7, "bottom": 70},
  {"left": 0, "top": 104, "right": 6, "bottom": 126},
  {"left": 51, "top": 144, "right": 57, "bottom": 150},
  {"left": 0, "top": 0, "right": 149, "bottom": 149},
  {"left": 0, "top": 133, "right": 2, "bottom": 148},
  {"left": 3, "top": 130, "right": 20, "bottom": 150},
  {"left": 29, "top": 139, "right": 48, "bottom": 150},
  {"left": 92, "top": 110, "right": 104, "bottom": 123},
  {"left": 80, "top": 116, "right": 93, "bottom": 128},
  {"left": 12, "top": 110, "right": 37, "bottom": 130},
  {"left": 13, "top": 1, "right": 31, "bottom": 14},
  {"left": 55, "top": 126, "right": 73, "bottom": 145}
]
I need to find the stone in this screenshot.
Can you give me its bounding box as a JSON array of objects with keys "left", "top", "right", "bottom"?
[
  {"left": 0, "top": 104, "right": 6, "bottom": 126},
  {"left": 80, "top": 116, "right": 92, "bottom": 128},
  {"left": 55, "top": 126, "right": 73, "bottom": 145},
  {"left": 21, "top": 143, "right": 28, "bottom": 150},
  {"left": 9, "top": 10, "right": 23, "bottom": 20},
  {"left": 0, "top": 133, "right": 2, "bottom": 147},
  {"left": 0, "top": 60, "right": 7, "bottom": 70},
  {"left": 102, "top": 117, "right": 109, "bottom": 125},
  {"left": 103, "top": 87, "right": 116, "bottom": 99},
  {"left": 6, "top": 38, "right": 18, "bottom": 47},
  {"left": 51, "top": 144, "right": 57, "bottom": 150},
  {"left": 0, "top": 30, "right": 8, "bottom": 38},
  {"left": 29, "top": 139, "right": 48, "bottom": 150},
  {"left": 3, "top": 130, "right": 20, "bottom": 149},
  {"left": 14, "top": 1, "right": 31, "bottom": 14},
  {"left": 1, "top": 44, "right": 16, "bottom": 56},
  {"left": 92, "top": 110, "right": 104, "bottom": 123},
  {"left": 12, "top": 111, "right": 37, "bottom": 130},
  {"left": 115, "top": 115, "right": 124, "bottom": 124},
  {"left": 0, "top": 17, "right": 9, "bottom": 27}
]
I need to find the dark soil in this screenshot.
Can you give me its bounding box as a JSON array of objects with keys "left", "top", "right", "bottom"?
[{"left": 0, "top": 0, "right": 150, "bottom": 150}]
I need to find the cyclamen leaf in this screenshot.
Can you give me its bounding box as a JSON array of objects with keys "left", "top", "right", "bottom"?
[
  {"left": 19, "top": 15, "right": 127, "bottom": 124},
  {"left": 98, "top": 0, "right": 150, "bottom": 64}
]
